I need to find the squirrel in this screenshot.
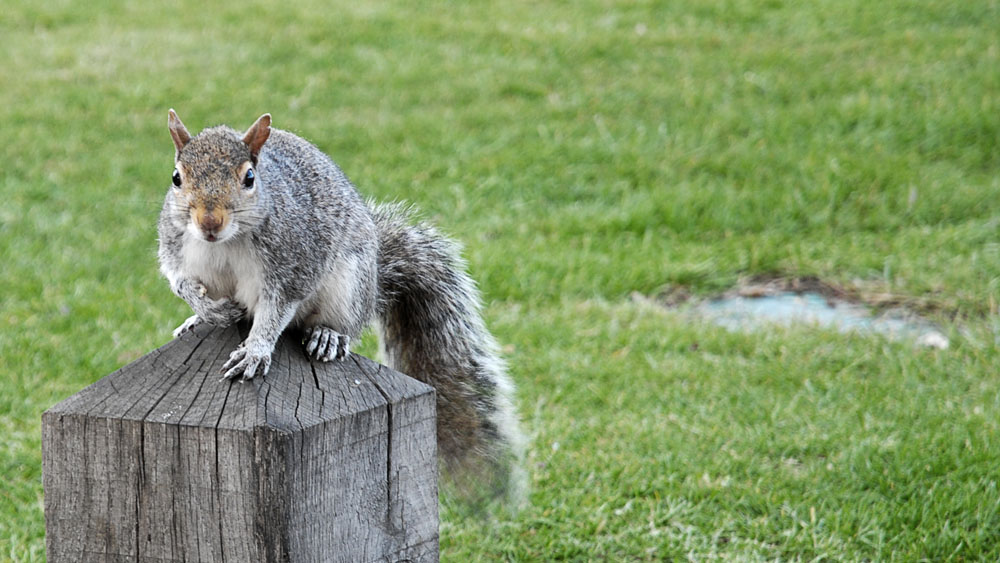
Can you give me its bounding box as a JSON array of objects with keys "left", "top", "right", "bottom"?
[{"left": 157, "top": 109, "right": 524, "bottom": 501}]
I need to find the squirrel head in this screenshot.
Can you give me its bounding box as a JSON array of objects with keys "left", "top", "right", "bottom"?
[{"left": 166, "top": 109, "right": 271, "bottom": 243}]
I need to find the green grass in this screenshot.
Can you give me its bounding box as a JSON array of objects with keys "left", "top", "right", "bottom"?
[{"left": 2, "top": 0, "right": 999, "bottom": 560}]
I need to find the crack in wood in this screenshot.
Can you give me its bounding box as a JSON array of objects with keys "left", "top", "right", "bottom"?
[
  {"left": 136, "top": 421, "right": 145, "bottom": 559},
  {"left": 309, "top": 363, "right": 327, "bottom": 418},
  {"left": 352, "top": 356, "right": 403, "bottom": 543}
]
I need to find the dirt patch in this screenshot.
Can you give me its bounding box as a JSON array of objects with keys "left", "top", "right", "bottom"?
[
  {"left": 655, "top": 275, "right": 952, "bottom": 317},
  {"left": 636, "top": 276, "right": 950, "bottom": 349}
]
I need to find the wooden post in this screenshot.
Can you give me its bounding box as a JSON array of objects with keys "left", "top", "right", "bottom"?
[{"left": 42, "top": 323, "right": 438, "bottom": 562}]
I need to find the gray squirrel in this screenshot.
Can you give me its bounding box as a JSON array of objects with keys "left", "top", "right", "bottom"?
[{"left": 157, "top": 110, "right": 523, "bottom": 499}]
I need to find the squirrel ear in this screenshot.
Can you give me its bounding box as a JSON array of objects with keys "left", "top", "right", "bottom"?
[
  {"left": 242, "top": 113, "right": 271, "bottom": 162},
  {"left": 168, "top": 109, "right": 191, "bottom": 153}
]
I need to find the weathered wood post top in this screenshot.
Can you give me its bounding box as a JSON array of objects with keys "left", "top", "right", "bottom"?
[{"left": 42, "top": 323, "right": 438, "bottom": 562}]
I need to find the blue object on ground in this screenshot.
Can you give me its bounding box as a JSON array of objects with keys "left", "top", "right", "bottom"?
[{"left": 693, "top": 292, "right": 948, "bottom": 348}]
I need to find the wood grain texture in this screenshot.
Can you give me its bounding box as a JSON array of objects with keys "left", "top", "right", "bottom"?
[{"left": 43, "top": 323, "right": 439, "bottom": 563}]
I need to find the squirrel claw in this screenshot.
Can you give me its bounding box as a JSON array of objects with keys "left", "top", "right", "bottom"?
[
  {"left": 220, "top": 344, "right": 271, "bottom": 381},
  {"left": 173, "top": 315, "right": 203, "bottom": 338},
  {"left": 303, "top": 326, "right": 350, "bottom": 362}
]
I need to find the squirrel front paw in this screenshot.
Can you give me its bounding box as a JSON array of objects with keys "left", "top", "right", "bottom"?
[
  {"left": 176, "top": 279, "right": 246, "bottom": 327},
  {"left": 302, "top": 326, "right": 351, "bottom": 362},
  {"left": 195, "top": 296, "right": 247, "bottom": 327},
  {"left": 173, "top": 315, "right": 203, "bottom": 338},
  {"left": 220, "top": 342, "right": 272, "bottom": 381}
]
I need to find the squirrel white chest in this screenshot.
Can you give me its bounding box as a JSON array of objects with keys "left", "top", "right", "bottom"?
[{"left": 180, "top": 236, "right": 264, "bottom": 314}]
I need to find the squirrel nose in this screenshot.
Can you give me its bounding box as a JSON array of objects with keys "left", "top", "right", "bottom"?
[{"left": 199, "top": 213, "right": 223, "bottom": 233}]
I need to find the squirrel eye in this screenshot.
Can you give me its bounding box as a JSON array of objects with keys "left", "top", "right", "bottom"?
[
  {"left": 243, "top": 168, "right": 255, "bottom": 189},
  {"left": 171, "top": 168, "right": 181, "bottom": 187}
]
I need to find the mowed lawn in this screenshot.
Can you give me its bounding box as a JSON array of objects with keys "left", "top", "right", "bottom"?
[{"left": 2, "top": 0, "right": 999, "bottom": 560}]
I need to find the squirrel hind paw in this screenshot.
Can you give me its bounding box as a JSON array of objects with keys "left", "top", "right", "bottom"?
[{"left": 302, "top": 326, "right": 350, "bottom": 362}]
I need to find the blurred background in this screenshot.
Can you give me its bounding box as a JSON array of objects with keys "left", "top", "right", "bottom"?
[{"left": 1, "top": 0, "right": 998, "bottom": 559}]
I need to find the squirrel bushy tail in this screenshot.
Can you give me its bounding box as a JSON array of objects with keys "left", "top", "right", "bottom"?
[{"left": 372, "top": 203, "right": 525, "bottom": 503}]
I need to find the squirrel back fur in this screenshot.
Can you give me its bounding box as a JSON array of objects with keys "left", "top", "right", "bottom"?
[{"left": 157, "top": 110, "right": 524, "bottom": 502}]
